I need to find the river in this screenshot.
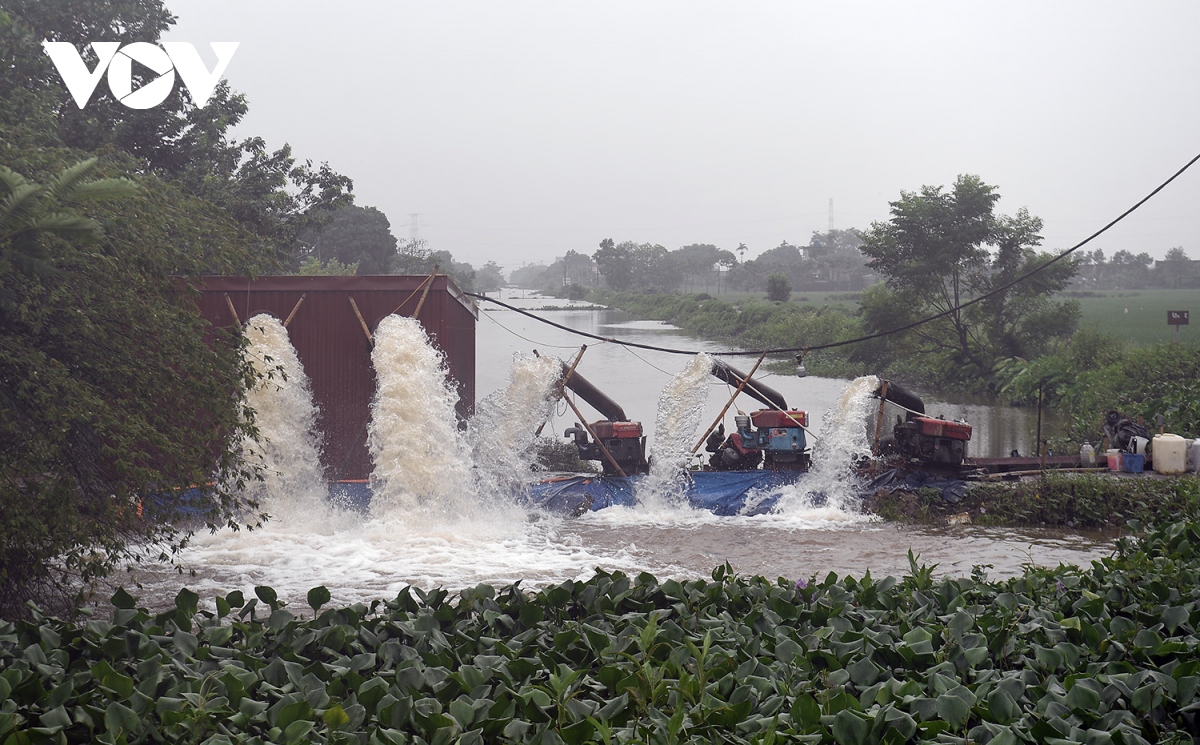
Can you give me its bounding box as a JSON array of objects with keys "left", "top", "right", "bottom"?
[{"left": 109, "top": 290, "right": 1111, "bottom": 612}]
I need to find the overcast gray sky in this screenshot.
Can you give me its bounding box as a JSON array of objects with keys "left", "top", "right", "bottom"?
[{"left": 163, "top": 1, "right": 1200, "bottom": 271}]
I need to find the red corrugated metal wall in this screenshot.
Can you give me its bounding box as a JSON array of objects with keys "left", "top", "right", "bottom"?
[{"left": 197, "top": 276, "right": 477, "bottom": 481}]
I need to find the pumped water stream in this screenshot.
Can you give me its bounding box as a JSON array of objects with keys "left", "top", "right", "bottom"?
[{"left": 113, "top": 298, "right": 1116, "bottom": 610}]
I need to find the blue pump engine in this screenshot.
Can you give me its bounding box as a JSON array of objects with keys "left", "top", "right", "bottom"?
[{"left": 734, "top": 409, "right": 810, "bottom": 471}]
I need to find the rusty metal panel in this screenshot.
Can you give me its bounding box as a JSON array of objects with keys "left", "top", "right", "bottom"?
[{"left": 195, "top": 276, "right": 477, "bottom": 481}]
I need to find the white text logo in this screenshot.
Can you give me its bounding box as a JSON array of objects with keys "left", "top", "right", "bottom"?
[{"left": 42, "top": 41, "right": 239, "bottom": 110}]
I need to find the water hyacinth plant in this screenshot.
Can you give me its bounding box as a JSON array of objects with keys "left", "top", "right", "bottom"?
[{"left": 2, "top": 518, "right": 1200, "bottom": 743}]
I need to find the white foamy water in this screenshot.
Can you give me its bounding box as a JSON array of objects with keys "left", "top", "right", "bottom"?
[
  {"left": 239, "top": 314, "right": 327, "bottom": 514},
  {"left": 638, "top": 353, "right": 713, "bottom": 506},
  {"left": 367, "top": 315, "right": 475, "bottom": 516},
  {"left": 772, "top": 374, "right": 881, "bottom": 515},
  {"left": 468, "top": 353, "right": 561, "bottom": 494}
]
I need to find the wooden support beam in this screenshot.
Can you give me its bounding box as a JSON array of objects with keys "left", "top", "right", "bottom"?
[
  {"left": 283, "top": 294, "right": 306, "bottom": 328},
  {"left": 691, "top": 351, "right": 767, "bottom": 456},
  {"left": 223, "top": 293, "right": 242, "bottom": 330},
  {"left": 348, "top": 296, "right": 373, "bottom": 346}
]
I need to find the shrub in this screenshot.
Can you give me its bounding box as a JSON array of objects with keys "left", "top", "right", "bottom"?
[{"left": 765, "top": 272, "right": 792, "bottom": 302}]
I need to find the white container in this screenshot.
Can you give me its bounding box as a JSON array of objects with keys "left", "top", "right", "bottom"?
[
  {"left": 1188, "top": 438, "right": 1200, "bottom": 472},
  {"left": 1080, "top": 441, "right": 1096, "bottom": 466},
  {"left": 1152, "top": 434, "right": 1188, "bottom": 475}
]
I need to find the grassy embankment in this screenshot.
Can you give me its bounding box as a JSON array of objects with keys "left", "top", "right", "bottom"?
[
  {"left": 871, "top": 472, "right": 1200, "bottom": 528},
  {"left": 5, "top": 512, "right": 1200, "bottom": 744},
  {"left": 592, "top": 288, "right": 1200, "bottom": 351}
]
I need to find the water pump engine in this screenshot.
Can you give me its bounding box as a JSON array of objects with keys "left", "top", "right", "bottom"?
[
  {"left": 564, "top": 420, "right": 649, "bottom": 476},
  {"left": 735, "top": 409, "right": 811, "bottom": 471},
  {"left": 892, "top": 415, "right": 972, "bottom": 467}
]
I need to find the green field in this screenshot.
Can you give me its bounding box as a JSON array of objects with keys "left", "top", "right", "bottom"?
[{"left": 1073, "top": 289, "right": 1200, "bottom": 345}]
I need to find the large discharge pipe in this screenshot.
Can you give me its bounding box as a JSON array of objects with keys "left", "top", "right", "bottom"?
[
  {"left": 556, "top": 361, "right": 629, "bottom": 422},
  {"left": 710, "top": 359, "right": 788, "bottom": 411},
  {"left": 873, "top": 381, "right": 925, "bottom": 415}
]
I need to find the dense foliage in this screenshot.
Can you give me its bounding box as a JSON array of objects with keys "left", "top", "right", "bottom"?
[
  {"left": 857, "top": 175, "right": 1080, "bottom": 389},
  {"left": 998, "top": 332, "right": 1200, "bottom": 444},
  {"left": 5, "top": 514, "right": 1200, "bottom": 743},
  {"left": 0, "top": 152, "right": 265, "bottom": 616}
]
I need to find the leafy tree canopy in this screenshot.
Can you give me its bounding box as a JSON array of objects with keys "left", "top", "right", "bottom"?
[
  {"left": 856, "top": 174, "right": 1079, "bottom": 390},
  {"left": 0, "top": 153, "right": 263, "bottom": 615},
  {"left": 292, "top": 205, "right": 397, "bottom": 275},
  {"left": 0, "top": 0, "right": 354, "bottom": 265}
]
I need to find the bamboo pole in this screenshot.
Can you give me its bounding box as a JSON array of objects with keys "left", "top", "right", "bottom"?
[
  {"left": 283, "top": 294, "right": 306, "bottom": 328},
  {"left": 388, "top": 267, "right": 438, "bottom": 318},
  {"left": 348, "top": 297, "right": 373, "bottom": 346},
  {"left": 691, "top": 351, "right": 768, "bottom": 456},
  {"left": 223, "top": 293, "right": 242, "bottom": 330},
  {"left": 412, "top": 265, "right": 440, "bottom": 320},
  {"left": 534, "top": 346, "right": 587, "bottom": 436}
]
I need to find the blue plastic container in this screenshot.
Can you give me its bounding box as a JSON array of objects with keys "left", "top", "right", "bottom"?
[{"left": 1123, "top": 453, "right": 1145, "bottom": 473}]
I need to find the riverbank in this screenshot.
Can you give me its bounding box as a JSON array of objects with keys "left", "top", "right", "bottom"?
[
  {"left": 870, "top": 471, "right": 1200, "bottom": 529},
  {"left": 587, "top": 289, "right": 864, "bottom": 378}
]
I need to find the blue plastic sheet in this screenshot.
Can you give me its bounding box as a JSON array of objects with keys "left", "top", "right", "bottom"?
[{"left": 524, "top": 471, "right": 812, "bottom": 516}]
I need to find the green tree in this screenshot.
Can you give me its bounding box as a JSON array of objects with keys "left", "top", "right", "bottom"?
[
  {"left": 293, "top": 205, "right": 397, "bottom": 275},
  {"left": 593, "top": 238, "right": 634, "bottom": 291},
  {"left": 0, "top": 158, "right": 136, "bottom": 314},
  {"left": 298, "top": 256, "right": 359, "bottom": 275},
  {"left": 0, "top": 1, "right": 354, "bottom": 266},
  {"left": 0, "top": 158, "right": 263, "bottom": 614},
  {"left": 475, "top": 260, "right": 505, "bottom": 292},
  {"left": 1156, "top": 246, "right": 1194, "bottom": 289},
  {"left": 859, "top": 174, "right": 1078, "bottom": 388},
  {"left": 765, "top": 272, "right": 792, "bottom": 302}
]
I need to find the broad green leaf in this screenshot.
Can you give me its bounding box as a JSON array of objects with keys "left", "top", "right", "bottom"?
[
  {"left": 255, "top": 586, "right": 280, "bottom": 610},
  {"left": 174, "top": 588, "right": 199, "bottom": 617},
  {"left": 832, "top": 709, "right": 869, "bottom": 745},
  {"left": 284, "top": 720, "right": 315, "bottom": 744},
  {"left": 322, "top": 704, "right": 350, "bottom": 729},
  {"left": 987, "top": 687, "right": 1021, "bottom": 725},
  {"left": 1064, "top": 683, "right": 1101, "bottom": 712},
  {"left": 307, "top": 586, "right": 331, "bottom": 613},
  {"left": 935, "top": 693, "right": 969, "bottom": 729},
  {"left": 104, "top": 702, "right": 138, "bottom": 736},
  {"left": 1163, "top": 605, "right": 1189, "bottom": 634}
]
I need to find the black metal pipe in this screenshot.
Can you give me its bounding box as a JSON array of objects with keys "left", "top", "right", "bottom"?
[
  {"left": 874, "top": 381, "right": 925, "bottom": 415},
  {"left": 557, "top": 363, "right": 629, "bottom": 422},
  {"left": 710, "top": 359, "right": 788, "bottom": 411}
]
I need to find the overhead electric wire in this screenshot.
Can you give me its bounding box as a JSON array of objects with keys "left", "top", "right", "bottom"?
[{"left": 466, "top": 150, "right": 1200, "bottom": 358}]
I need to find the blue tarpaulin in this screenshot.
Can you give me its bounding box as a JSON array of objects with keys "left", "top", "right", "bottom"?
[{"left": 524, "top": 471, "right": 813, "bottom": 516}]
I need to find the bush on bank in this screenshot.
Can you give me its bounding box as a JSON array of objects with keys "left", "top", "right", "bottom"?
[
  {"left": 872, "top": 474, "right": 1200, "bottom": 529},
  {"left": 5, "top": 515, "right": 1200, "bottom": 744}
]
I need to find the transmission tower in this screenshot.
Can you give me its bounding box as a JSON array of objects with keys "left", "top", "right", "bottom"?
[
  {"left": 828, "top": 198, "right": 834, "bottom": 232},
  {"left": 409, "top": 213, "right": 421, "bottom": 242}
]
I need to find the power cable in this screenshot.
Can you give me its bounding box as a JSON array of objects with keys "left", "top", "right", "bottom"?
[{"left": 467, "top": 150, "right": 1200, "bottom": 357}]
